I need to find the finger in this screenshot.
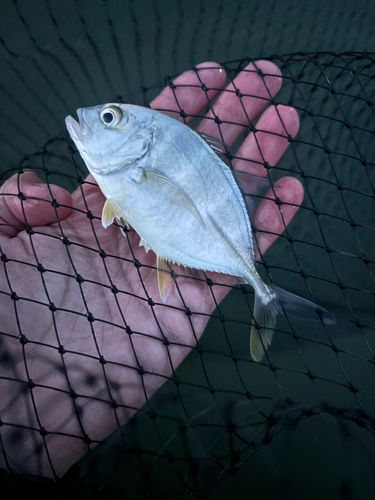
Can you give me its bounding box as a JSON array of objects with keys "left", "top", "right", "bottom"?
[
  {"left": 0, "top": 172, "right": 73, "bottom": 237},
  {"left": 151, "top": 61, "right": 226, "bottom": 123},
  {"left": 233, "top": 105, "right": 300, "bottom": 176},
  {"left": 253, "top": 176, "right": 304, "bottom": 257},
  {"left": 196, "top": 60, "right": 282, "bottom": 147}
]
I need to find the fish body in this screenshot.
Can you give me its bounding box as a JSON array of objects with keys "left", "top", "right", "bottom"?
[{"left": 66, "top": 103, "right": 334, "bottom": 361}]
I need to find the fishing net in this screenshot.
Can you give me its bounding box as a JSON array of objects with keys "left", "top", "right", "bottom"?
[{"left": 1, "top": 50, "right": 375, "bottom": 498}]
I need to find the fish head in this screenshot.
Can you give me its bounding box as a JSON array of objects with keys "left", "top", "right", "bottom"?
[{"left": 65, "top": 104, "right": 153, "bottom": 175}]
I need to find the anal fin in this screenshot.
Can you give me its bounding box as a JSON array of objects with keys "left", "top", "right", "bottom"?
[
  {"left": 157, "top": 256, "right": 174, "bottom": 303},
  {"left": 102, "top": 199, "right": 123, "bottom": 229}
]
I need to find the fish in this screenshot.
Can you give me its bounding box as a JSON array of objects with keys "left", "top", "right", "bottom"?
[{"left": 65, "top": 103, "right": 335, "bottom": 362}]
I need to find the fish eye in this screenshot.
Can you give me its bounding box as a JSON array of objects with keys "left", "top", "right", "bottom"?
[{"left": 99, "top": 105, "right": 124, "bottom": 127}]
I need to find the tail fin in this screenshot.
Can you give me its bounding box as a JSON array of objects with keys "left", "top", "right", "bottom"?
[{"left": 250, "top": 286, "right": 335, "bottom": 362}]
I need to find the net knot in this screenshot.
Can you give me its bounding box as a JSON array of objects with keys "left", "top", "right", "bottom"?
[
  {"left": 133, "top": 259, "right": 142, "bottom": 268},
  {"left": 86, "top": 312, "right": 95, "bottom": 323},
  {"left": 348, "top": 383, "right": 358, "bottom": 393},
  {"left": 28, "top": 379, "right": 36, "bottom": 389},
  {"left": 83, "top": 435, "right": 92, "bottom": 445},
  {"left": 148, "top": 409, "right": 157, "bottom": 420},
  {"left": 61, "top": 236, "right": 72, "bottom": 246},
  {"left": 19, "top": 334, "right": 28, "bottom": 345}
]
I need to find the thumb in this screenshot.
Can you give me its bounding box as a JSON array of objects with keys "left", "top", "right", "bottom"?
[{"left": 0, "top": 171, "right": 73, "bottom": 238}]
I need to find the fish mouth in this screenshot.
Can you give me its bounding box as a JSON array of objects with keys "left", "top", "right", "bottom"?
[{"left": 65, "top": 108, "right": 94, "bottom": 144}]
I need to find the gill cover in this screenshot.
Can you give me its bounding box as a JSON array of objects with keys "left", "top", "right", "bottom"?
[{"left": 66, "top": 103, "right": 153, "bottom": 175}]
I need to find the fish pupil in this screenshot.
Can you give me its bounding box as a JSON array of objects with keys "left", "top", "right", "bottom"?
[{"left": 103, "top": 112, "right": 114, "bottom": 123}]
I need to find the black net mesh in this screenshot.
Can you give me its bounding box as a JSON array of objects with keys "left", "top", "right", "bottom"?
[{"left": 1, "top": 52, "right": 375, "bottom": 499}]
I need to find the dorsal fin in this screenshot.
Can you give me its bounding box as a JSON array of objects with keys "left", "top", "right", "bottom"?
[
  {"left": 196, "top": 131, "right": 278, "bottom": 215},
  {"left": 197, "top": 131, "right": 228, "bottom": 159},
  {"left": 232, "top": 170, "right": 277, "bottom": 214}
]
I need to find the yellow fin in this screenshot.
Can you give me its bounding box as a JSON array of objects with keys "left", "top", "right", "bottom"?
[
  {"left": 157, "top": 255, "right": 173, "bottom": 303},
  {"left": 250, "top": 325, "right": 275, "bottom": 362},
  {"left": 250, "top": 293, "right": 277, "bottom": 362},
  {"left": 102, "top": 199, "right": 122, "bottom": 229}
]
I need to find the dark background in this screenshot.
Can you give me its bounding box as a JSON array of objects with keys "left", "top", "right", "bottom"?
[
  {"left": 1, "top": 0, "right": 375, "bottom": 169},
  {"left": 1, "top": 1, "right": 375, "bottom": 499}
]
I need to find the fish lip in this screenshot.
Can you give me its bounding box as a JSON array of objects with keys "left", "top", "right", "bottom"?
[{"left": 65, "top": 114, "right": 83, "bottom": 143}]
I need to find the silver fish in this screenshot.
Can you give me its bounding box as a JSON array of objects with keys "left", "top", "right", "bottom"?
[{"left": 65, "top": 103, "right": 335, "bottom": 361}]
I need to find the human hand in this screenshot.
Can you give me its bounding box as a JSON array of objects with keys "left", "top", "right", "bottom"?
[{"left": 0, "top": 60, "right": 302, "bottom": 478}]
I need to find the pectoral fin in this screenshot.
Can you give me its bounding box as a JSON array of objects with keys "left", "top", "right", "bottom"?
[
  {"left": 157, "top": 255, "right": 173, "bottom": 303},
  {"left": 102, "top": 199, "right": 123, "bottom": 229},
  {"left": 143, "top": 169, "right": 205, "bottom": 227}
]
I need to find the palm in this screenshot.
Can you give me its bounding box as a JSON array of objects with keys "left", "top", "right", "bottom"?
[{"left": 0, "top": 60, "right": 302, "bottom": 478}]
